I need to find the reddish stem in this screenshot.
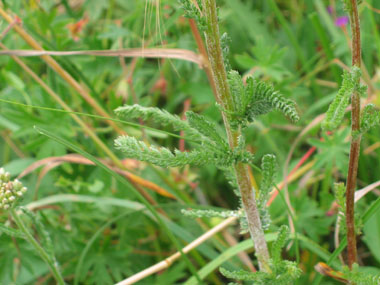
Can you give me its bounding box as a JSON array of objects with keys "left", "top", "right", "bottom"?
[{"left": 345, "top": 0, "right": 361, "bottom": 269}]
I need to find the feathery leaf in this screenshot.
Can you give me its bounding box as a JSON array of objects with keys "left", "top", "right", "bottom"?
[
  {"left": 220, "top": 259, "right": 301, "bottom": 285},
  {"left": 226, "top": 71, "right": 299, "bottom": 128},
  {"left": 220, "top": 267, "right": 267, "bottom": 282},
  {"left": 115, "top": 136, "right": 215, "bottom": 167},
  {"left": 178, "top": 0, "right": 206, "bottom": 30},
  {"left": 360, "top": 104, "right": 380, "bottom": 135},
  {"left": 115, "top": 136, "right": 237, "bottom": 167},
  {"left": 322, "top": 67, "right": 363, "bottom": 131},
  {"left": 181, "top": 208, "right": 241, "bottom": 218},
  {"left": 221, "top": 33, "right": 232, "bottom": 71},
  {"left": 186, "top": 111, "right": 228, "bottom": 150},
  {"left": 227, "top": 70, "right": 245, "bottom": 115},
  {"left": 343, "top": 264, "right": 380, "bottom": 285},
  {"left": 233, "top": 135, "right": 256, "bottom": 165},
  {"left": 115, "top": 104, "right": 203, "bottom": 141},
  {"left": 246, "top": 77, "right": 299, "bottom": 123},
  {"left": 271, "top": 225, "right": 290, "bottom": 263},
  {"left": 259, "top": 154, "right": 277, "bottom": 203},
  {"left": 255, "top": 154, "right": 277, "bottom": 230}
]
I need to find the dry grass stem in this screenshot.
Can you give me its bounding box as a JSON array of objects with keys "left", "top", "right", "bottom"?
[
  {"left": 0, "top": 48, "right": 204, "bottom": 65},
  {"left": 116, "top": 216, "right": 238, "bottom": 285}
]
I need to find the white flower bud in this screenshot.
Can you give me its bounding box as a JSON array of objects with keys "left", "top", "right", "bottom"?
[
  {"left": 13, "top": 179, "right": 22, "bottom": 190},
  {"left": 0, "top": 172, "right": 11, "bottom": 182},
  {"left": 0, "top": 171, "right": 26, "bottom": 209}
]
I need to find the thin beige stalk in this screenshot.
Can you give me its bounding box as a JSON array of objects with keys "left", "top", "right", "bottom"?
[
  {"left": 0, "top": 48, "right": 203, "bottom": 65},
  {"left": 116, "top": 216, "right": 238, "bottom": 285}
]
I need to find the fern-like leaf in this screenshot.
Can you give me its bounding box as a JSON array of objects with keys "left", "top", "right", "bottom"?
[
  {"left": 115, "top": 104, "right": 203, "bottom": 141},
  {"left": 226, "top": 71, "right": 299, "bottom": 128},
  {"left": 115, "top": 136, "right": 237, "bottom": 167},
  {"left": 221, "top": 33, "right": 232, "bottom": 71},
  {"left": 322, "top": 67, "right": 364, "bottom": 131},
  {"left": 179, "top": 0, "right": 206, "bottom": 30},
  {"left": 233, "top": 135, "right": 256, "bottom": 165},
  {"left": 220, "top": 260, "right": 301, "bottom": 285},
  {"left": 343, "top": 264, "right": 380, "bottom": 285},
  {"left": 181, "top": 208, "right": 241, "bottom": 218},
  {"left": 271, "top": 225, "right": 290, "bottom": 264},
  {"left": 228, "top": 70, "right": 245, "bottom": 115},
  {"left": 259, "top": 154, "right": 277, "bottom": 203},
  {"left": 115, "top": 136, "right": 217, "bottom": 167},
  {"left": 274, "top": 260, "right": 303, "bottom": 283},
  {"left": 186, "top": 111, "right": 228, "bottom": 150},
  {"left": 360, "top": 104, "right": 380, "bottom": 135},
  {"left": 245, "top": 77, "right": 299, "bottom": 123},
  {"left": 255, "top": 154, "right": 277, "bottom": 230},
  {"left": 220, "top": 267, "right": 267, "bottom": 282}
]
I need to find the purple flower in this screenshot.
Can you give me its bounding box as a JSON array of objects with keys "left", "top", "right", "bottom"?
[
  {"left": 335, "top": 16, "right": 349, "bottom": 27},
  {"left": 327, "top": 6, "right": 333, "bottom": 14}
]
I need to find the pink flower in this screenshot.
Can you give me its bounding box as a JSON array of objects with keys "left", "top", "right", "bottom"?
[{"left": 335, "top": 16, "right": 349, "bottom": 27}]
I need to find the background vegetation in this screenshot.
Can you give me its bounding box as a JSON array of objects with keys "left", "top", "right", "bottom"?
[{"left": 0, "top": 0, "right": 379, "bottom": 284}]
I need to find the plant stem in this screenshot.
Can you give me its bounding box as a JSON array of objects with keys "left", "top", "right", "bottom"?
[
  {"left": 345, "top": 0, "right": 362, "bottom": 269},
  {"left": 188, "top": 18, "right": 218, "bottom": 99},
  {"left": 202, "top": 0, "right": 270, "bottom": 271},
  {"left": 10, "top": 209, "right": 65, "bottom": 285}
]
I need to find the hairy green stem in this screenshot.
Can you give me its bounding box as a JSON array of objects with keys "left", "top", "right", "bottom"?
[
  {"left": 202, "top": 0, "right": 270, "bottom": 271},
  {"left": 10, "top": 209, "right": 65, "bottom": 285},
  {"left": 345, "top": 0, "right": 361, "bottom": 269}
]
